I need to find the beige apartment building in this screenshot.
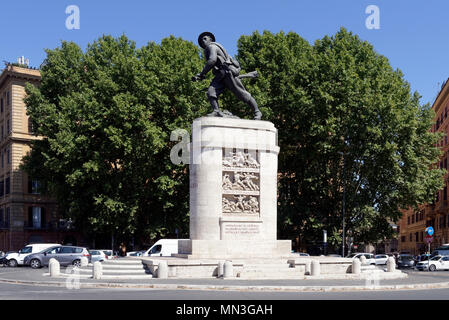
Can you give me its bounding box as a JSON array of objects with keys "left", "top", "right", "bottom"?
[
  {"left": 0, "top": 64, "right": 79, "bottom": 251},
  {"left": 398, "top": 79, "right": 449, "bottom": 255}
]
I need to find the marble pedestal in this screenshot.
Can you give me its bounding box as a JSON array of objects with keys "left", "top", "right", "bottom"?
[{"left": 180, "top": 117, "right": 291, "bottom": 259}]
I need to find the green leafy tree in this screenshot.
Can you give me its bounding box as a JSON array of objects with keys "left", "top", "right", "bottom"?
[
  {"left": 22, "top": 35, "right": 209, "bottom": 245},
  {"left": 236, "top": 28, "right": 444, "bottom": 252}
]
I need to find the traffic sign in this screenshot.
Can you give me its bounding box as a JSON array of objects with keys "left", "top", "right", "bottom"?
[
  {"left": 426, "top": 236, "right": 433, "bottom": 244},
  {"left": 426, "top": 227, "right": 434, "bottom": 236}
]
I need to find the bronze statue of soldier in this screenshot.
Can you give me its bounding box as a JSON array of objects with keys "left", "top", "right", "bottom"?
[{"left": 192, "top": 32, "right": 262, "bottom": 120}]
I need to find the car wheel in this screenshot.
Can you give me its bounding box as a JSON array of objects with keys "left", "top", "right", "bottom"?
[
  {"left": 429, "top": 264, "right": 436, "bottom": 272},
  {"left": 8, "top": 259, "right": 18, "bottom": 267},
  {"left": 30, "top": 259, "right": 41, "bottom": 269},
  {"left": 72, "top": 259, "right": 81, "bottom": 268}
]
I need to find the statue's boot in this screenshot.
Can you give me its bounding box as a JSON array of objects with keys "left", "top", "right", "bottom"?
[
  {"left": 248, "top": 97, "right": 262, "bottom": 120},
  {"left": 207, "top": 98, "right": 225, "bottom": 117}
]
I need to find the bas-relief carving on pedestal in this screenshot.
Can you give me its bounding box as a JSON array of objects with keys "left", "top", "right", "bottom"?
[{"left": 221, "top": 149, "right": 260, "bottom": 216}]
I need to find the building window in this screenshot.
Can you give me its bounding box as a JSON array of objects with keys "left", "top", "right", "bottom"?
[
  {"left": 445, "top": 186, "right": 448, "bottom": 201},
  {"left": 412, "top": 215, "right": 415, "bottom": 224},
  {"left": 7, "top": 119, "right": 10, "bottom": 135},
  {"left": 409, "top": 233, "right": 412, "bottom": 242},
  {"left": 28, "top": 179, "right": 41, "bottom": 194},
  {"left": 5, "top": 177, "right": 10, "bottom": 195},
  {"left": 7, "top": 149, "right": 10, "bottom": 165},
  {"left": 408, "top": 217, "right": 410, "bottom": 225},
  {"left": 5, "top": 208, "right": 9, "bottom": 228},
  {"left": 6, "top": 92, "right": 10, "bottom": 106},
  {"left": 415, "top": 232, "right": 419, "bottom": 242},
  {"left": 0, "top": 98, "right": 3, "bottom": 113},
  {"left": 28, "top": 207, "right": 45, "bottom": 229},
  {"left": 0, "top": 180, "right": 4, "bottom": 197},
  {"left": 401, "top": 236, "right": 406, "bottom": 243}
]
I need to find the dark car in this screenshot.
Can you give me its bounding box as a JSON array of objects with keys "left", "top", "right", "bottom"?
[
  {"left": 397, "top": 254, "right": 416, "bottom": 269},
  {"left": 23, "top": 245, "right": 91, "bottom": 269},
  {"left": 0, "top": 251, "right": 16, "bottom": 266}
]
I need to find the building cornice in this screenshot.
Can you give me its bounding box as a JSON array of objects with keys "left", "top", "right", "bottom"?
[
  {"left": 0, "top": 66, "right": 41, "bottom": 90},
  {"left": 433, "top": 78, "right": 449, "bottom": 114}
]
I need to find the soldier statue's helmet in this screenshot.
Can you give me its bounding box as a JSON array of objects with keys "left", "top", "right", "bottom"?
[{"left": 198, "top": 32, "right": 216, "bottom": 48}]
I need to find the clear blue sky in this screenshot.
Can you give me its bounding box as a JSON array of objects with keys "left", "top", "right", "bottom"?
[{"left": 1, "top": 0, "right": 448, "bottom": 106}]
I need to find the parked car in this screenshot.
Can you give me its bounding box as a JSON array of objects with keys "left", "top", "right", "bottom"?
[
  {"left": 375, "top": 254, "right": 389, "bottom": 265},
  {"left": 396, "top": 254, "right": 416, "bottom": 269},
  {"left": 142, "top": 239, "right": 188, "bottom": 257},
  {"left": 23, "top": 245, "right": 91, "bottom": 269},
  {"left": 416, "top": 254, "right": 431, "bottom": 263},
  {"left": 0, "top": 251, "right": 14, "bottom": 266},
  {"left": 126, "top": 250, "right": 145, "bottom": 257},
  {"left": 89, "top": 250, "right": 107, "bottom": 263},
  {"left": 431, "top": 245, "right": 449, "bottom": 257},
  {"left": 5, "top": 243, "right": 61, "bottom": 267},
  {"left": 416, "top": 255, "right": 449, "bottom": 271},
  {"left": 98, "top": 250, "right": 116, "bottom": 260},
  {"left": 346, "top": 253, "right": 376, "bottom": 265}
]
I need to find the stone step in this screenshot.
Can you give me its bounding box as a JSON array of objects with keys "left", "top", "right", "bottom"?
[
  {"left": 78, "top": 268, "right": 149, "bottom": 275},
  {"left": 237, "top": 264, "right": 303, "bottom": 279},
  {"left": 238, "top": 270, "right": 303, "bottom": 279},
  {"left": 100, "top": 264, "right": 146, "bottom": 270},
  {"left": 102, "top": 259, "right": 143, "bottom": 265}
]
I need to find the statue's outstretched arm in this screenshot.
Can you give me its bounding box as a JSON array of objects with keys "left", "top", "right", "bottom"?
[{"left": 193, "top": 47, "right": 217, "bottom": 81}]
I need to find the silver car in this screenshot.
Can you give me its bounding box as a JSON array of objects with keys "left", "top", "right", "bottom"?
[
  {"left": 24, "top": 245, "right": 91, "bottom": 269},
  {"left": 90, "top": 250, "right": 106, "bottom": 263}
]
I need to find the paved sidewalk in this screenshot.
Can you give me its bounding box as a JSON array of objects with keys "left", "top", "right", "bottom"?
[{"left": 3, "top": 267, "right": 449, "bottom": 292}]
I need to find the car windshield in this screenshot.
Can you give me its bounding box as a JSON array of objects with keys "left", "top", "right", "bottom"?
[
  {"left": 19, "top": 246, "right": 32, "bottom": 254},
  {"left": 399, "top": 256, "right": 413, "bottom": 260},
  {"left": 431, "top": 256, "right": 442, "bottom": 261},
  {"left": 346, "top": 254, "right": 357, "bottom": 258}
]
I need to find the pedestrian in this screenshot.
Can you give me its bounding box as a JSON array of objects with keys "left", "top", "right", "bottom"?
[{"left": 119, "top": 242, "right": 127, "bottom": 257}]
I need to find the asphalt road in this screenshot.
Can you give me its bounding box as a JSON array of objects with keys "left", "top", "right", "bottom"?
[
  {"left": 3, "top": 282, "right": 449, "bottom": 300},
  {"left": 2, "top": 266, "right": 449, "bottom": 300}
]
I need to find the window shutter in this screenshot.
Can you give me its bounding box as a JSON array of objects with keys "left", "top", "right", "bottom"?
[
  {"left": 28, "top": 207, "right": 33, "bottom": 228},
  {"left": 41, "top": 207, "right": 46, "bottom": 228}
]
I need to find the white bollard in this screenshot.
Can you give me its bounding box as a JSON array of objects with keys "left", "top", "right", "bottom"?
[
  {"left": 157, "top": 261, "right": 168, "bottom": 279},
  {"left": 93, "top": 261, "right": 102, "bottom": 279},
  {"left": 387, "top": 257, "right": 396, "bottom": 272},
  {"left": 305, "top": 261, "right": 311, "bottom": 275},
  {"left": 218, "top": 261, "right": 225, "bottom": 278},
  {"left": 80, "top": 257, "right": 89, "bottom": 267},
  {"left": 352, "top": 258, "right": 361, "bottom": 274},
  {"left": 49, "top": 258, "right": 60, "bottom": 277},
  {"left": 311, "top": 260, "right": 320, "bottom": 276},
  {"left": 360, "top": 255, "right": 367, "bottom": 266},
  {"left": 223, "top": 261, "right": 234, "bottom": 279}
]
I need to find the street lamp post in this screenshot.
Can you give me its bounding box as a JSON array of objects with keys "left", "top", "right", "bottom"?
[{"left": 342, "top": 153, "right": 346, "bottom": 258}]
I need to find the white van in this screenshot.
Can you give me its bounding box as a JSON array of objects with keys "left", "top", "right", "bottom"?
[
  {"left": 142, "top": 239, "right": 187, "bottom": 257},
  {"left": 6, "top": 243, "right": 61, "bottom": 267}
]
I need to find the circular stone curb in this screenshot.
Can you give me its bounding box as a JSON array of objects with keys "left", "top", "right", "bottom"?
[{"left": 1, "top": 277, "right": 449, "bottom": 292}]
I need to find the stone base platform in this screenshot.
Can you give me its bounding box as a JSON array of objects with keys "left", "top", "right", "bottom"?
[
  {"left": 140, "top": 256, "right": 408, "bottom": 280},
  {"left": 176, "top": 239, "right": 292, "bottom": 260}
]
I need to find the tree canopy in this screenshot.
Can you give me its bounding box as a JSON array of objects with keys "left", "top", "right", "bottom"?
[
  {"left": 22, "top": 29, "right": 445, "bottom": 250},
  {"left": 236, "top": 28, "right": 444, "bottom": 250}
]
